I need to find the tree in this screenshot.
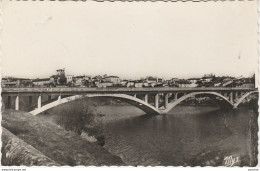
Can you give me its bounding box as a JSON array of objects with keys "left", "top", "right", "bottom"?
[
  {"left": 55, "top": 98, "right": 103, "bottom": 137},
  {"left": 58, "top": 73, "right": 67, "bottom": 85}
]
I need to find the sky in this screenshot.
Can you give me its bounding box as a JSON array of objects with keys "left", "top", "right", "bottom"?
[{"left": 1, "top": 1, "right": 258, "bottom": 80}]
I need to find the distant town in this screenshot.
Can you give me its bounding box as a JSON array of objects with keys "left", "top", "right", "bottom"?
[{"left": 2, "top": 69, "right": 256, "bottom": 88}]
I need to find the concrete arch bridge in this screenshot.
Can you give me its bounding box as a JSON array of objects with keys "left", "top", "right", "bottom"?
[{"left": 1, "top": 87, "right": 258, "bottom": 115}]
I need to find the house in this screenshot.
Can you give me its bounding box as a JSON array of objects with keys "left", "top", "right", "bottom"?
[
  {"left": 32, "top": 78, "right": 51, "bottom": 87},
  {"left": 134, "top": 80, "right": 143, "bottom": 88},
  {"left": 188, "top": 78, "right": 200, "bottom": 84},
  {"left": 223, "top": 80, "right": 233, "bottom": 87},
  {"left": 126, "top": 81, "right": 135, "bottom": 87},
  {"left": 75, "top": 76, "right": 85, "bottom": 86},
  {"left": 178, "top": 83, "right": 198, "bottom": 88},
  {"left": 120, "top": 80, "right": 128, "bottom": 87},
  {"left": 239, "top": 83, "right": 255, "bottom": 88},
  {"left": 146, "top": 76, "right": 157, "bottom": 84},
  {"left": 202, "top": 74, "right": 215, "bottom": 83},
  {"left": 143, "top": 81, "right": 149, "bottom": 87},
  {"left": 66, "top": 75, "right": 75, "bottom": 83},
  {"left": 96, "top": 81, "right": 113, "bottom": 88},
  {"left": 214, "top": 83, "right": 222, "bottom": 87},
  {"left": 104, "top": 76, "right": 120, "bottom": 85},
  {"left": 56, "top": 68, "right": 65, "bottom": 75},
  {"left": 163, "top": 83, "right": 169, "bottom": 87},
  {"left": 2, "top": 77, "right": 32, "bottom": 87}
]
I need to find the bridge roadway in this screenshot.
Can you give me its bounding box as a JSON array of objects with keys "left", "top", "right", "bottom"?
[
  {"left": 1, "top": 87, "right": 258, "bottom": 115},
  {"left": 1, "top": 87, "right": 257, "bottom": 95}
]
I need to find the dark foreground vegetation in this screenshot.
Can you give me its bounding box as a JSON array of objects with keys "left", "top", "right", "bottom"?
[
  {"left": 1, "top": 109, "right": 124, "bottom": 166},
  {"left": 39, "top": 98, "right": 105, "bottom": 146}
]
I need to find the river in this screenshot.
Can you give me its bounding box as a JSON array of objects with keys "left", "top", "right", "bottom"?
[
  {"left": 96, "top": 105, "right": 256, "bottom": 166},
  {"left": 38, "top": 100, "right": 257, "bottom": 166}
]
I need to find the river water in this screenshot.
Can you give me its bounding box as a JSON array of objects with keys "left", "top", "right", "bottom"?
[
  {"left": 96, "top": 105, "right": 256, "bottom": 166},
  {"left": 38, "top": 99, "right": 257, "bottom": 166}
]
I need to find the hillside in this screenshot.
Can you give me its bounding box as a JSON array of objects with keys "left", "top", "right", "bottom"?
[{"left": 2, "top": 109, "right": 124, "bottom": 166}]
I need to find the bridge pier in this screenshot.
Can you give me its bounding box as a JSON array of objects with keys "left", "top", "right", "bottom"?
[
  {"left": 38, "top": 95, "right": 42, "bottom": 109},
  {"left": 145, "top": 94, "right": 148, "bottom": 103},
  {"left": 134, "top": 94, "right": 137, "bottom": 98},
  {"left": 58, "top": 94, "right": 61, "bottom": 101},
  {"left": 164, "top": 93, "right": 168, "bottom": 108},
  {"left": 174, "top": 93, "right": 178, "bottom": 101},
  {"left": 224, "top": 92, "right": 227, "bottom": 98},
  {"left": 15, "top": 95, "right": 19, "bottom": 110},
  {"left": 155, "top": 94, "right": 159, "bottom": 109},
  {"left": 229, "top": 92, "right": 233, "bottom": 103}
]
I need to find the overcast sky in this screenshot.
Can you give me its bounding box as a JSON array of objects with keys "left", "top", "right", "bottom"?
[{"left": 1, "top": 1, "right": 258, "bottom": 79}]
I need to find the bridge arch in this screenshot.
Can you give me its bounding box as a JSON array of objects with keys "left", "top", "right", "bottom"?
[
  {"left": 234, "top": 91, "right": 258, "bottom": 108},
  {"left": 162, "top": 92, "right": 234, "bottom": 114},
  {"left": 30, "top": 94, "right": 161, "bottom": 116}
]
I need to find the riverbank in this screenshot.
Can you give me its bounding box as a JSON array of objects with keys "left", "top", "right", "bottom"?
[
  {"left": 2, "top": 127, "right": 58, "bottom": 166},
  {"left": 2, "top": 109, "right": 124, "bottom": 166}
]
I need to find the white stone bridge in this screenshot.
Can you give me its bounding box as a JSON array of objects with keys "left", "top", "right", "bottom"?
[{"left": 1, "top": 87, "right": 258, "bottom": 115}]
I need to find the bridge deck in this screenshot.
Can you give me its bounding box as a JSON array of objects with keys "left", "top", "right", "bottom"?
[{"left": 2, "top": 87, "right": 257, "bottom": 95}]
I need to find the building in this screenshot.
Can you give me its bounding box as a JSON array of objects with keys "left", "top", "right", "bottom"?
[
  {"left": 96, "top": 81, "right": 113, "bottom": 88},
  {"left": 75, "top": 76, "right": 85, "bottom": 86},
  {"left": 134, "top": 80, "right": 143, "bottom": 88},
  {"left": 104, "top": 76, "right": 120, "bottom": 85},
  {"left": 143, "top": 81, "right": 149, "bottom": 87},
  {"left": 223, "top": 80, "right": 233, "bottom": 87},
  {"left": 188, "top": 78, "right": 200, "bottom": 84},
  {"left": 146, "top": 76, "right": 163, "bottom": 83},
  {"left": 120, "top": 80, "right": 128, "bottom": 87},
  {"left": 178, "top": 83, "right": 198, "bottom": 88},
  {"left": 126, "top": 81, "right": 135, "bottom": 87},
  {"left": 66, "top": 75, "right": 75, "bottom": 83},
  {"left": 50, "top": 69, "right": 67, "bottom": 85},
  {"left": 2, "top": 77, "right": 32, "bottom": 87},
  {"left": 32, "top": 78, "right": 51, "bottom": 87},
  {"left": 239, "top": 83, "right": 255, "bottom": 88},
  {"left": 56, "top": 69, "right": 65, "bottom": 76}
]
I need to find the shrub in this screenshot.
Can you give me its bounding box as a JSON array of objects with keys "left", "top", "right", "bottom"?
[{"left": 55, "top": 98, "right": 103, "bottom": 137}]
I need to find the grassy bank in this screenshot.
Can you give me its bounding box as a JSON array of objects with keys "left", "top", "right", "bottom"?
[
  {"left": 2, "top": 109, "right": 124, "bottom": 166},
  {"left": 2, "top": 127, "right": 58, "bottom": 166}
]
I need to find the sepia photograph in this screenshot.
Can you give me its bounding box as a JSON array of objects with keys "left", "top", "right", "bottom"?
[{"left": 0, "top": 0, "right": 259, "bottom": 168}]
